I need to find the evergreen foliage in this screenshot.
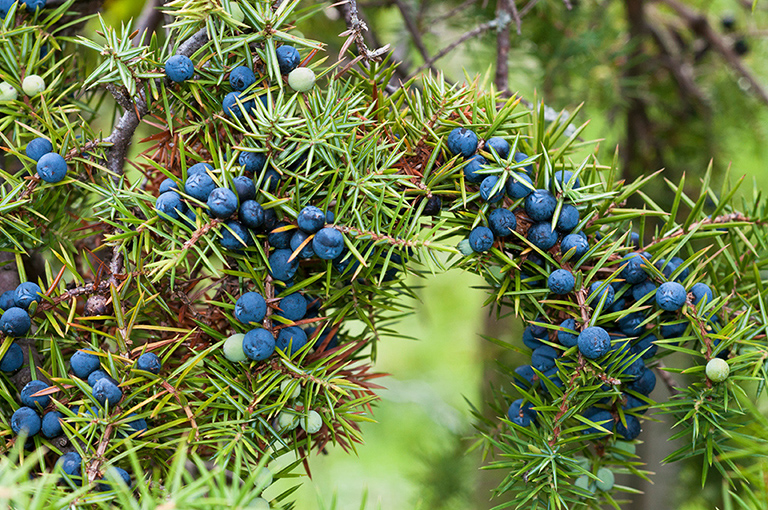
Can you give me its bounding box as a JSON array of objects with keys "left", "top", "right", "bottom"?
[{"left": 1, "top": 1, "right": 768, "bottom": 509}]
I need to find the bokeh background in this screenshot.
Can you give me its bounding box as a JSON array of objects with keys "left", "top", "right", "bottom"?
[{"left": 99, "top": 0, "right": 768, "bottom": 508}]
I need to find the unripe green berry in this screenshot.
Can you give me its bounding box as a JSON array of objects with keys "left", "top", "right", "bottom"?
[
  {"left": 595, "top": 467, "right": 614, "bottom": 491},
  {"left": 278, "top": 411, "right": 298, "bottom": 430},
  {"left": 457, "top": 239, "right": 473, "bottom": 256},
  {"left": 229, "top": 2, "right": 244, "bottom": 23},
  {"left": 0, "top": 81, "right": 17, "bottom": 101},
  {"left": 300, "top": 410, "right": 322, "bottom": 434},
  {"left": 22, "top": 75, "right": 45, "bottom": 96},
  {"left": 574, "top": 475, "right": 595, "bottom": 494},
  {"left": 245, "top": 498, "right": 270, "bottom": 509},
  {"left": 288, "top": 67, "right": 315, "bottom": 93},
  {"left": 706, "top": 357, "right": 730, "bottom": 383},
  {"left": 612, "top": 441, "right": 637, "bottom": 458},
  {"left": 223, "top": 333, "right": 247, "bottom": 362},
  {"left": 280, "top": 379, "right": 301, "bottom": 399}
]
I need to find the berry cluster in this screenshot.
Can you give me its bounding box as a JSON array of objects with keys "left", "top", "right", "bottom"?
[{"left": 23, "top": 136, "right": 68, "bottom": 183}]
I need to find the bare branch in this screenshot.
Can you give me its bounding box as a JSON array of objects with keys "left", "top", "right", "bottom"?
[
  {"left": 495, "top": 1, "right": 513, "bottom": 93},
  {"left": 337, "top": 0, "right": 391, "bottom": 63},
  {"left": 102, "top": 28, "right": 209, "bottom": 176},
  {"left": 659, "top": 0, "right": 768, "bottom": 106},
  {"left": 392, "top": 0, "right": 438, "bottom": 74},
  {"left": 132, "top": 0, "right": 164, "bottom": 47}
]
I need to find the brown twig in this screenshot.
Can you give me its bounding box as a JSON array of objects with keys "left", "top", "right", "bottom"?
[
  {"left": 654, "top": 360, "right": 682, "bottom": 396},
  {"left": 392, "top": 0, "right": 438, "bottom": 74},
  {"left": 659, "top": 0, "right": 768, "bottom": 106},
  {"left": 132, "top": 0, "right": 164, "bottom": 47}
]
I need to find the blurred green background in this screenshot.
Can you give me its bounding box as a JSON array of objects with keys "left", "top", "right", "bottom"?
[{"left": 97, "top": 0, "right": 768, "bottom": 508}]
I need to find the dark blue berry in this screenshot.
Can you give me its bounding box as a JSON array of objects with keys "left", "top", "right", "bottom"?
[
  {"left": 656, "top": 282, "right": 686, "bottom": 311},
  {"left": 92, "top": 378, "right": 122, "bottom": 406},
  {"left": 558, "top": 318, "right": 578, "bottom": 347},
  {"left": 577, "top": 326, "right": 610, "bottom": 359},
  {"left": 136, "top": 352, "right": 161, "bottom": 374},
  {"left": 548, "top": 269, "right": 575, "bottom": 294},
  {"left": 232, "top": 176, "right": 256, "bottom": 202},
  {"left": 446, "top": 127, "right": 478, "bottom": 158},
  {"left": 276, "top": 326, "right": 307, "bottom": 355},
  {"left": 556, "top": 204, "right": 579, "bottom": 233},
  {"left": 21, "top": 380, "right": 50, "bottom": 408},
  {"left": 524, "top": 189, "right": 557, "bottom": 222},
  {"left": 506, "top": 172, "right": 533, "bottom": 199},
  {"left": 531, "top": 345, "right": 558, "bottom": 372},
  {"left": 235, "top": 292, "right": 267, "bottom": 325},
  {"left": 588, "top": 281, "right": 615, "bottom": 308},
  {"left": 57, "top": 451, "right": 82, "bottom": 484},
  {"left": 297, "top": 206, "right": 325, "bottom": 233},
  {"left": 312, "top": 227, "right": 345, "bottom": 260},
  {"left": 620, "top": 253, "right": 648, "bottom": 285},
  {"left": 239, "top": 200, "right": 264, "bottom": 230},
  {"left": 220, "top": 220, "right": 252, "bottom": 250},
  {"left": 188, "top": 162, "right": 212, "bottom": 175},
  {"left": 488, "top": 208, "right": 516, "bottom": 237},
  {"left": 185, "top": 172, "right": 216, "bottom": 202},
  {"left": 279, "top": 293, "right": 307, "bottom": 321},
  {"left": 165, "top": 55, "right": 194, "bottom": 82},
  {"left": 0, "top": 307, "right": 31, "bottom": 336},
  {"left": 26, "top": 137, "right": 52, "bottom": 161},
  {"left": 87, "top": 369, "right": 117, "bottom": 387},
  {"left": 0, "top": 290, "right": 15, "bottom": 310},
  {"left": 11, "top": 407, "right": 41, "bottom": 436},
  {"left": 238, "top": 151, "right": 266, "bottom": 174},
  {"left": 0, "top": 341, "right": 22, "bottom": 372},
  {"left": 158, "top": 178, "right": 178, "bottom": 194},
  {"left": 243, "top": 328, "right": 275, "bottom": 361},
  {"left": 480, "top": 175, "right": 504, "bottom": 202},
  {"left": 223, "top": 91, "right": 254, "bottom": 119},
  {"left": 513, "top": 152, "right": 534, "bottom": 176},
  {"left": 37, "top": 152, "right": 67, "bottom": 183},
  {"left": 469, "top": 226, "right": 494, "bottom": 252},
  {"left": 290, "top": 230, "right": 315, "bottom": 259},
  {"left": 484, "top": 136, "right": 510, "bottom": 159},
  {"left": 207, "top": 187, "right": 238, "bottom": 218},
  {"left": 276, "top": 45, "right": 300, "bottom": 75},
  {"left": 690, "top": 282, "right": 713, "bottom": 305},
  {"left": 14, "top": 282, "right": 42, "bottom": 310},
  {"left": 229, "top": 65, "right": 256, "bottom": 91},
  {"left": 527, "top": 222, "right": 558, "bottom": 250},
  {"left": 70, "top": 349, "right": 99, "bottom": 379},
  {"left": 462, "top": 155, "right": 486, "bottom": 183},
  {"left": 507, "top": 399, "right": 536, "bottom": 427},
  {"left": 269, "top": 249, "right": 299, "bottom": 281},
  {"left": 41, "top": 411, "right": 63, "bottom": 438},
  {"left": 268, "top": 222, "right": 293, "bottom": 249}
]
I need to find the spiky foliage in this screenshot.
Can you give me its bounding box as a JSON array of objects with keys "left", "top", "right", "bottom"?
[{"left": 1, "top": 1, "right": 768, "bottom": 509}]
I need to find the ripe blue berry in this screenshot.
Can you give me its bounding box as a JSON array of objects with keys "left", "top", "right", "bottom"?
[
  {"left": 156, "top": 191, "right": 187, "bottom": 221},
  {"left": 229, "top": 65, "right": 256, "bottom": 91},
  {"left": 0, "top": 0, "right": 15, "bottom": 19},
  {"left": 137, "top": 352, "right": 162, "bottom": 374},
  {"left": 588, "top": 281, "right": 615, "bottom": 308},
  {"left": 513, "top": 152, "right": 534, "bottom": 176},
  {"left": 531, "top": 345, "right": 558, "bottom": 371},
  {"left": 22, "top": 0, "right": 45, "bottom": 13},
  {"left": 656, "top": 281, "right": 687, "bottom": 311},
  {"left": 480, "top": 175, "right": 504, "bottom": 202},
  {"left": 524, "top": 189, "right": 557, "bottom": 222},
  {"left": 188, "top": 162, "right": 212, "bottom": 175},
  {"left": 583, "top": 408, "right": 614, "bottom": 436},
  {"left": 0, "top": 290, "right": 15, "bottom": 310},
  {"left": 243, "top": 328, "right": 276, "bottom": 361},
  {"left": 627, "top": 367, "right": 656, "bottom": 395},
  {"left": 184, "top": 172, "right": 216, "bottom": 202},
  {"left": 552, "top": 170, "right": 580, "bottom": 191},
  {"left": 507, "top": 399, "right": 536, "bottom": 427},
  {"left": 11, "top": 407, "right": 41, "bottom": 436},
  {"left": 278, "top": 293, "right": 307, "bottom": 321},
  {"left": 41, "top": 411, "right": 63, "bottom": 438},
  {"left": 557, "top": 318, "right": 578, "bottom": 347},
  {"left": 577, "top": 326, "right": 611, "bottom": 359},
  {"left": 269, "top": 249, "right": 299, "bottom": 281},
  {"left": 70, "top": 349, "right": 99, "bottom": 378},
  {"left": 0, "top": 341, "right": 22, "bottom": 372},
  {"left": 632, "top": 334, "right": 658, "bottom": 359},
  {"left": 239, "top": 200, "right": 264, "bottom": 230},
  {"left": 37, "top": 152, "right": 67, "bottom": 183},
  {"left": 87, "top": 369, "right": 117, "bottom": 387},
  {"left": 238, "top": 151, "right": 266, "bottom": 174},
  {"left": 220, "top": 220, "right": 252, "bottom": 250},
  {"left": 97, "top": 467, "right": 132, "bottom": 491},
  {"left": 631, "top": 280, "right": 656, "bottom": 301},
  {"left": 446, "top": 127, "right": 478, "bottom": 158},
  {"left": 276, "top": 326, "right": 308, "bottom": 355},
  {"left": 556, "top": 203, "right": 579, "bottom": 233},
  {"left": 235, "top": 292, "right": 267, "bottom": 325},
  {"left": 488, "top": 208, "right": 516, "bottom": 237},
  {"left": 659, "top": 316, "right": 687, "bottom": 338},
  {"left": 232, "top": 176, "right": 256, "bottom": 202},
  {"left": 469, "top": 226, "right": 494, "bottom": 253},
  {"left": 547, "top": 269, "right": 575, "bottom": 294},
  {"left": 485, "top": 136, "right": 510, "bottom": 159},
  {"left": 268, "top": 222, "right": 293, "bottom": 248},
  {"left": 617, "top": 415, "right": 641, "bottom": 440},
  {"left": 0, "top": 307, "right": 31, "bottom": 336},
  {"left": 297, "top": 205, "right": 325, "bottom": 233},
  {"left": 92, "top": 377, "right": 122, "bottom": 407},
  {"left": 57, "top": 451, "right": 83, "bottom": 484},
  {"left": 560, "top": 233, "right": 589, "bottom": 260},
  {"left": 522, "top": 326, "right": 545, "bottom": 349},
  {"left": 25, "top": 137, "right": 52, "bottom": 161},
  {"left": 462, "top": 154, "right": 486, "bottom": 183},
  {"left": 21, "top": 380, "right": 50, "bottom": 408},
  {"left": 165, "top": 55, "right": 194, "bottom": 83},
  {"left": 620, "top": 253, "right": 648, "bottom": 285},
  {"left": 158, "top": 178, "right": 178, "bottom": 194},
  {"left": 290, "top": 230, "right": 315, "bottom": 259},
  {"left": 690, "top": 282, "right": 713, "bottom": 305},
  {"left": 126, "top": 413, "right": 148, "bottom": 434},
  {"left": 223, "top": 91, "right": 254, "bottom": 119},
  {"left": 312, "top": 227, "right": 345, "bottom": 260},
  {"left": 527, "top": 222, "right": 558, "bottom": 250},
  {"left": 207, "top": 187, "right": 238, "bottom": 218},
  {"left": 261, "top": 168, "right": 281, "bottom": 191},
  {"left": 275, "top": 45, "right": 300, "bottom": 75},
  {"left": 513, "top": 365, "right": 536, "bottom": 388},
  {"left": 14, "top": 281, "right": 42, "bottom": 310},
  {"left": 506, "top": 172, "right": 533, "bottom": 199}
]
